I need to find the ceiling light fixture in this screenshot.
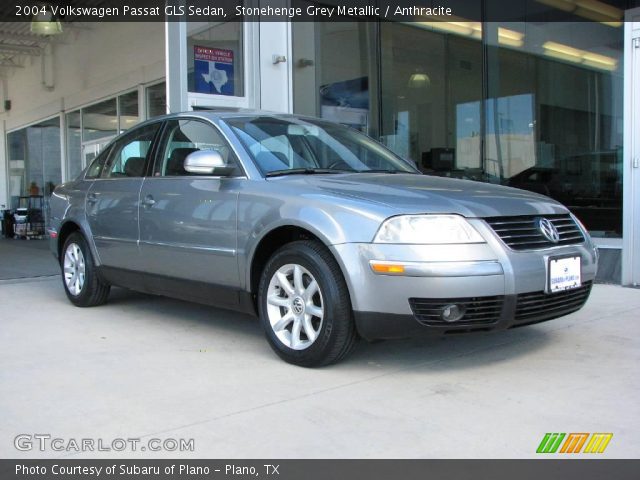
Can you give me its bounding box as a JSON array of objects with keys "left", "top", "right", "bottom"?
[
  {"left": 30, "top": 10, "right": 63, "bottom": 35},
  {"left": 415, "top": 19, "right": 523, "bottom": 48},
  {"left": 408, "top": 71, "right": 431, "bottom": 89},
  {"left": 542, "top": 41, "right": 618, "bottom": 70}
]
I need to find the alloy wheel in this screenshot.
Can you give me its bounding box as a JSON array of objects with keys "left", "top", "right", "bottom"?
[
  {"left": 266, "top": 263, "right": 324, "bottom": 350},
  {"left": 63, "top": 243, "right": 86, "bottom": 296}
]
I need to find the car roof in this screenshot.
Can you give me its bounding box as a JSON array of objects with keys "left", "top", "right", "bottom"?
[{"left": 142, "top": 109, "right": 331, "bottom": 124}]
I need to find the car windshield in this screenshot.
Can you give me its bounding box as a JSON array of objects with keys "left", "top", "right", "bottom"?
[{"left": 225, "top": 116, "right": 419, "bottom": 176}]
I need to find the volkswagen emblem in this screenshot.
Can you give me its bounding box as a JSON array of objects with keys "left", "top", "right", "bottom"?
[{"left": 537, "top": 218, "right": 560, "bottom": 243}]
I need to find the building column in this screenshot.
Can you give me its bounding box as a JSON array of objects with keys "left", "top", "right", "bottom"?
[
  {"left": 622, "top": 9, "right": 640, "bottom": 286},
  {"left": 259, "top": 6, "right": 292, "bottom": 113},
  {"left": 165, "top": 20, "right": 188, "bottom": 113},
  {"left": 0, "top": 120, "right": 7, "bottom": 209}
]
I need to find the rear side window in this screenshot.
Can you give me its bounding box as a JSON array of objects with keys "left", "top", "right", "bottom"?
[
  {"left": 154, "top": 119, "right": 242, "bottom": 177},
  {"left": 101, "top": 123, "right": 161, "bottom": 178}
]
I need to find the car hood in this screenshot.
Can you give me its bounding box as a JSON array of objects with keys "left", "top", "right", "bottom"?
[{"left": 272, "top": 173, "right": 569, "bottom": 218}]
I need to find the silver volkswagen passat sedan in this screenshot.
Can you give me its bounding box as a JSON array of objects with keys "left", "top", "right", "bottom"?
[{"left": 49, "top": 111, "right": 597, "bottom": 366}]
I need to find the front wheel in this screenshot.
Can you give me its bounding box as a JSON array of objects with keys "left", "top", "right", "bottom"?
[
  {"left": 61, "top": 232, "right": 110, "bottom": 307},
  {"left": 258, "top": 241, "right": 357, "bottom": 367}
]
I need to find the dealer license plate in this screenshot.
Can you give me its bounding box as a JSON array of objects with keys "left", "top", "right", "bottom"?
[{"left": 548, "top": 256, "right": 581, "bottom": 293}]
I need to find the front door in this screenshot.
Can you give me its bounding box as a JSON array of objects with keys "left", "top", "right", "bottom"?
[
  {"left": 86, "top": 123, "right": 161, "bottom": 270},
  {"left": 138, "top": 118, "right": 243, "bottom": 305}
]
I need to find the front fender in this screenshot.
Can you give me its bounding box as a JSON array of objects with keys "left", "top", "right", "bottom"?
[{"left": 237, "top": 195, "right": 391, "bottom": 291}]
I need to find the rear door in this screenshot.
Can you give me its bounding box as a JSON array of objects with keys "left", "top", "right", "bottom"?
[
  {"left": 138, "top": 118, "right": 244, "bottom": 302},
  {"left": 86, "top": 122, "right": 161, "bottom": 270}
]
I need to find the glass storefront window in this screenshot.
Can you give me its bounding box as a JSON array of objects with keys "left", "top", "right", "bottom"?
[
  {"left": 146, "top": 82, "right": 166, "bottom": 118},
  {"left": 82, "top": 98, "right": 117, "bottom": 143},
  {"left": 66, "top": 111, "right": 82, "bottom": 179},
  {"left": 7, "top": 129, "right": 27, "bottom": 210},
  {"left": 380, "top": 23, "right": 483, "bottom": 173},
  {"left": 485, "top": 19, "right": 624, "bottom": 237},
  {"left": 37, "top": 117, "right": 63, "bottom": 198},
  {"left": 118, "top": 90, "right": 139, "bottom": 131},
  {"left": 61, "top": 86, "right": 162, "bottom": 181},
  {"left": 292, "top": 7, "right": 624, "bottom": 239},
  {"left": 7, "top": 117, "right": 62, "bottom": 222},
  {"left": 293, "top": 21, "right": 374, "bottom": 133},
  {"left": 187, "top": 22, "right": 244, "bottom": 96}
]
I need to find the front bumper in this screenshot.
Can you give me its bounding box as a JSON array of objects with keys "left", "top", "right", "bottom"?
[
  {"left": 330, "top": 219, "right": 598, "bottom": 341},
  {"left": 352, "top": 281, "right": 593, "bottom": 340}
]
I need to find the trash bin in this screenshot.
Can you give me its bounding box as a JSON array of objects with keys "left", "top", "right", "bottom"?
[{"left": 2, "top": 209, "right": 14, "bottom": 238}]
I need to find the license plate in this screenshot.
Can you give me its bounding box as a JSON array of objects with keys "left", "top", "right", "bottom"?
[{"left": 548, "top": 256, "right": 581, "bottom": 293}]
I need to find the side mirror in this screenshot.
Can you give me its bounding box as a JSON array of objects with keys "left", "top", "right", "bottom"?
[{"left": 184, "top": 150, "right": 235, "bottom": 176}]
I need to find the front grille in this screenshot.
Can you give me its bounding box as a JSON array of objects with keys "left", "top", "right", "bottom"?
[
  {"left": 409, "top": 296, "right": 504, "bottom": 326},
  {"left": 484, "top": 214, "right": 584, "bottom": 250},
  {"left": 513, "top": 281, "right": 593, "bottom": 326}
]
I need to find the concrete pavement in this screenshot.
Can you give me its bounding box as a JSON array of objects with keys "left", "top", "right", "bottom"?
[
  {"left": 0, "top": 277, "right": 638, "bottom": 458},
  {"left": 0, "top": 238, "right": 58, "bottom": 280}
]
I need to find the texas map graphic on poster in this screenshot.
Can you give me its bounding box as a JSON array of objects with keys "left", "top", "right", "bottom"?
[{"left": 194, "top": 46, "right": 234, "bottom": 96}]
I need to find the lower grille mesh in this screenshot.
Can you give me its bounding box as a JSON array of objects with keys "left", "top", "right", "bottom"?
[{"left": 513, "top": 281, "right": 593, "bottom": 326}]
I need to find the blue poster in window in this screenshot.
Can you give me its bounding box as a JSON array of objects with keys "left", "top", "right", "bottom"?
[{"left": 193, "top": 46, "right": 234, "bottom": 96}]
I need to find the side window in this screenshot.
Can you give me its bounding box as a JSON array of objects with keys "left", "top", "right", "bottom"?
[
  {"left": 85, "top": 146, "right": 111, "bottom": 179},
  {"left": 155, "top": 119, "right": 242, "bottom": 177},
  {"left": 101, "top": 123, "right": 160, "bottom": 178}
]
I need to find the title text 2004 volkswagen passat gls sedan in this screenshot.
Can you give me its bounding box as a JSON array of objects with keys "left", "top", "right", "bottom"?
[{"left": 49, "top": 111, "right": 597, "bottom": 366}]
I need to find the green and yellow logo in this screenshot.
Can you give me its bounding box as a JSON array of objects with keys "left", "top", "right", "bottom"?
[{"left": 536, "top": 433, "right": 613, "bottom": 454}]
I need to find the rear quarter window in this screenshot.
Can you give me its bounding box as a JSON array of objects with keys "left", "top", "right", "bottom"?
[{"left": 85, "top": 146, "right": 112, "bottom": 179}]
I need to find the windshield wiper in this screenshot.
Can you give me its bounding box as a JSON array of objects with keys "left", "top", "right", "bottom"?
[
  {"left": 356, "top": 169, "right": 413, "bottom": 174},
  {"left": 265, "top": 168, "right": 347, "bottom": 177}
]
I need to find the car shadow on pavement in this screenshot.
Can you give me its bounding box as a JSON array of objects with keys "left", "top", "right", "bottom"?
[
  {"left": 103, "top": 286, "right": 551, "bottom": 371},
  {"left": 346, "top": 327, "right": 551, "bottom": 372},
  {"left": 105, "top": 286, "right": 262, "bottom": 335}
]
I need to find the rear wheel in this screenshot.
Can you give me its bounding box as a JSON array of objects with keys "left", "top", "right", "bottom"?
[
  {"left": 258, "top": 240, "right": 357, "bottom": 367},
  {"left": 61, "top": 232, "right": 110, "bottom": 307}
]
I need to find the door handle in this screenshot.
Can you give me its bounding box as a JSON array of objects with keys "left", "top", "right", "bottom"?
[
  {"left": 87, "top": 192, "right": 98, "bottom": 204},
  {"left": 142, "top": 195, "right": 156, "bottom": 207}
]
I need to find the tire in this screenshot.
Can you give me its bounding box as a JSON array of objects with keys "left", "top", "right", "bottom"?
[
  {"left": 258, "top": 240, "right": 357, "bottom": 367},
  {"left": 60, "top": 232, "right": 110, "bottom": 307}
]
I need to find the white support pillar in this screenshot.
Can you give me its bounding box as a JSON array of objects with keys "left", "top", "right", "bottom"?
[
  {"left": 622, "top": 9, "right": 640, "bottom": 286},
  {"left": 259, "top": 9, "right": 292, "bottom": 113},
  {"left": 59, "top": 112, "right": 67, "bottom": 183},
  {"left": 138, "top": 84, "right": 146, "bottom": 121},
  {"left": 0, "top": 120, "right": 7, "bottom": 210},
  {"left": 165, "top": 20, "right": 188, "bottom": 113}
]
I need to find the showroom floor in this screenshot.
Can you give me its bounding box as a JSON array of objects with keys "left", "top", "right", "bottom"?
[{"left": 0, "top": 274, "right": 638, "bottom": 458}]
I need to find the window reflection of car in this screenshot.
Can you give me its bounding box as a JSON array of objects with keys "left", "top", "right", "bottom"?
[
  {"left": 506, "top": 167, "right": 565, "bottom": 199},
  {"left": 559, "top": 151, "right": 622, "bottom": 236},
  {"left": 48, "top": 111, "right": 598, "bottom": 367},
  {"left": 560, "top": 151, "right": 622, "bottom": 203}
]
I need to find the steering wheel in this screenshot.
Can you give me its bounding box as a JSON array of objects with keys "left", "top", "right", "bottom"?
[{"left": 327, "top": 160, "right": 351, "bottom": 170}]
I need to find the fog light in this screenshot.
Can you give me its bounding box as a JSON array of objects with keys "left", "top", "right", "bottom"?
[{"left": 441, "top": 304, "right": 466, "bottom": 322}]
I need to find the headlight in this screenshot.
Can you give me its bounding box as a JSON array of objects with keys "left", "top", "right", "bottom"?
[{"left": 373, "top": 214, "right": 485, "bottom": 244}]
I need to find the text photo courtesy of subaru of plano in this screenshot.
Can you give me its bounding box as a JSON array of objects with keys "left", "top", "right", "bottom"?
[{"left": 49, "top": 112, "right": 597, "bottom": 366}]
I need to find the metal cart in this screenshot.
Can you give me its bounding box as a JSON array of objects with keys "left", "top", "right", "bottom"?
[{"left": 13, "top": 195, "right": 45, "bottom": 240}]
